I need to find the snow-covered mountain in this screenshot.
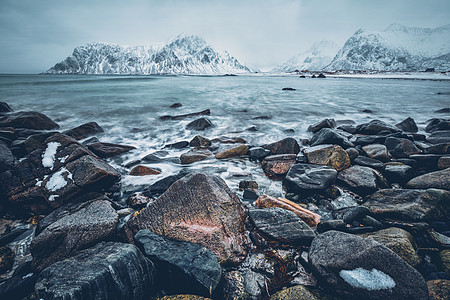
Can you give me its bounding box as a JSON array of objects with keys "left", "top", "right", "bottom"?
[
  {"left": 45, "top": 35, "right": 254, "bottom": 75},
  {"left": 326, "top": 23, "right": 450, "bottom": 71},
  {"left": 273, "top": 40, "right": 340, "bottom": 72}
]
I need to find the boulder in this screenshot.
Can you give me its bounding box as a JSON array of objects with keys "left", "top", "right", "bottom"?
[
  {"left": 355, "top": 135, "right": 387, "bottom": 146},
  {"left": 30, "top": 199, "right": 119, "bottom": 271},
  {"left": 363, "top": 188, "right": 450, "bottom": 222},
  {"left": 164, "top": 141, "right": 190, "bottom": 149},
  {"left": 346, "top": 147, "right": 359, "bottom": 160},
  {"left": 309, "top": 230, "right": 428, "bottom": 300},
  {"left": 170, "top": 102, "right": 182, "bottom": 108},
  {"left": 261, "top": 154, "right": 297, "bottom": 176},
  {"left": 10, "top": 131, "right": 57, "bottom": 157},
  {"left": 307, "top": 118, "right": 336, "bottom": 133},
  {"left": 337, "top": 166, "right": 387, "bottom": 195},
  {"left": 410, "top": 154, "right": 442, "bottom": 171},
  {"left": 359, "top": 227, "right": 421, "bottom": 267},
  {"left": 353, "top": 156, "right": 385, "bottom": 170},
  {"left": 262, "top": 137, "right": 300, "bottom": 155},
  {"left": 62, "top": 122, "right": 104, "bottom": 140},
  {"left": 385, "top": 137, "right": 421, "bottom": 158},
  {"left": 303, "top": 144, "right": 350, "bottom": 171},
  {"left": 310, "top": 128, "right": 354, "bottom": 148},
  {"left": 0, "top": 111, "right": 59, "bottom": 130},
  {"left": 248, "top": 208, "right": 316, "bottom": 246},
  {"left": 0, "top": 102, "right": 12, "bottom": 113},
  {"left": 427, "top": 130, "right": 450, "bottom": 144},
  {"left": 248, "top": 147, "right": 271, "bottom": 160},
  {"left": 0, "top": 261, "right": 37, "bottom": 299},
  {"left": 423, "top": 143, "right": 450, "bottom": 155},
  {"left": 148, "top": 169, "right": 190, "bottom": 195},
  {"left": 406, "top": 168, "right": 450, "bottom": 190},
  {"left": 190, "top": 135, "right": 212, "bottom": 147},
  {"left": 35, "top": 242, "right": 155, "bottom": 300},
  {"left": 283, "top": 163, "right": 337, "bottom": 195},
  {"left": 438, "top": 156, "right": 450, "bottom": 169},
  {"left": 122, "top": 173, "right": 249, "bottom": 266},
  {"left": 238, "top": 180, "right": 258, "bottom": 190},
  {"left": 384, "top": 163, "right": 414, "bottom": 185},
  {"left": 426, "top": 118, "right": 450, "bottom": 133},
  {"left": 0, "top": 141, "right": 17, "bottom": 172},
  {"left": 215, "top": 144, "right": 248, "bottom": 159},
  {"left": 160, "top": 109, "right": 210, "bottom": 120},
  {"left": 395, "top": 117, "right": 418, "bottom": 133},
  {"left": 180, "top": 148, "right": 212, "bottom": 164},
  {"left": 129, "top": 165, "right": 161, "bottom": 176},
  {"left": 87, "top": 142, "right": 135, "bottom": 158},
  {"left": 135, "top": 230, "right": 222, "bottom": 296},
  {"left": 186, "top": 118, "right": 213, "bottom": 130},
  {"left": 255, "top": 195, "right": 321, "bottom": 227},
  {"left": 211, "top": 136, "right": 247, "bottom": 144},
  {"left": 356, "top": 120, "right": 401, "bottom": 135}
]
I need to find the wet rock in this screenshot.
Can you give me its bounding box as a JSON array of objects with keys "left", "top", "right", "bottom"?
[
  {"left": 164, "top": 140, "right": 190, "bottom": 149},
  {"left": 424, "top": 143, "right": 450, "bottom": 154},
  {"left": 427, "top": 279, "right": 450, "bottom": 300},
  {"left": 346, "top": 147, "right": 359, "bottom": 160},
  {"left": 384, "top": 163, "right": 414, "bottom": 185},
  {"left": 438, "top": 156, "right": 450, "bottom": 169},
  {"left": 0, "top": 102, "right": 12, "bottom": 113},
  {"left": 215, "top": 144, "right": 248, "bottom": 159},
  {"left": 30, "top": 199, "right": 119, "bottom": 271},
  {"left": 255, "top": 195, "right": 321, "bottom": 227},
  {"left": 127, "top": 192, "right": 152, "bottom": 209},
  {"left": 243, "top": 189, "right": 259, "bottom": 200},
  {"left": 317, "top": 219, "right": 346, "bottom": 233},
  {"left": 342, "top": 206, "right": 372, "bottom": 224},
  {"left": 190, "top": 135, "right": 212, "bottom": 147},
  {"left": 0, "top": 261, "right": 37, "bottom": 300},
  {"left": 122, "top": 173, "right": 249, "bottom": 266},
  {"left": 239, "top": 180, "right": 258, "bottom": 190},
  {"left": 410, "top": 154, "right": 442, "bottom": 171},
  {"left": 318, "top": 73, "right": 326, "bottom": 78},
  {"left": 0, "top": 141, "right": 17, "bottom": 172},
  {"left": 0, "top": 246, "right": 14, "bottom": 273},
  {"left": 359, "top": 227, "right": 421, "bottom": 267},
  {"left": 283, "top": 163, "right": 337, "bottom": 195},
  {"left": 248, "top": 207, "right": 316, "bottom": 246},
  {"left": 307, "top": 118, "right": 336, "bottom": 133},
  {"left": 353, "top": 156, "right": 385, "bottom": 170},
  {"left": 81, "top": 136, "right": 99, "bottom": 145},
  {"left": 426, "top": 118, "right": 450, "bottom": 133},
  {"left": 310, "top": 128, "right": 354, "bottom": 148},
  {"left": 355, "top": 135, "right": 387, "bottom": 146},
  {"left": 62, "top": 122, "right": 104, "bottom": 140},
  {"left": 87, "top": 142, "right": 136, "bottom": 158},
  {"left": 135, "top": 229, "right": 221, "bottom": 296},
  {"left": 35, "top": 242, "right": 155, "bottom": 300},
  {"left": 309, "top": 230, "right": 428, "bottom": 300},
  {"left": 129, "top": 165, "right": 161, "bottom": 176},
  {"left": 282, "top": 87, "right": 296, "bottom": 91},
  {"left": 186, "top": 118, "right": 213, "bottom": 131},
  {"left": 0, "top": 111, "right": 59, "bottom": 130},
  {"left": 248, "top": 147, "right": 271, "bottom": 160},
  {"left": 262, "top": 137, "right": 300, "bottom": 155},
  {"left": 160, "top": 109, "right": 210, "bottom": 120},
  {"left": 406, "top": 168, "right": 450, "bottom": 190},
  {"left": 337, "top": 165, "right": 387, "bottom": 195},
  {"left": 180, "top": 148, "right": 212, "bottom": 164},
  {"left": 220, "top": 270, "right": 248, "bottom": 300},
  {"left": 148, "top": 169, "right": 190, "bottom": 195},
  {"left": 211, "top": 136, "right": 247, "bottom": 144},
  {"left": 270, "top": 284, "right": 319, "bottom": 300},
  {"left": 261, "top": 154, "right": 297, "bottom": 176},
  {"left": 10, "top": 131, "right": 59, "bottom": 157},
  {"left": 385, "top": 137, "right": 421, "bottom": 158},
  {"left": 356, "top": 120, "right": 401, "bottom": 135},
  {"left": 170, "top": 102, "right": 182, "bottom": 108},
  {"left": 304, "top": 144, "right": 350, "bottom": 171},
  {"left": 396, "top": 117, "right": 418, "bottom": 133},
  {"left": 141, "top": 153, "right": 163, "bottom": 163},
  {"left": 428, "top": 130, "right": 450, "bottom": 144},
  {"left": 364, "top": 188, "right": 450, "bottom": 222}
]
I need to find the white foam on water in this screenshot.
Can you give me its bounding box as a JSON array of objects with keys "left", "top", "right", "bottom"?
[
  {"left": 42, "top": 142, "right": 60, "bottom": 170},
  {"left": 45, "top": 167, "right": 73, "bottom": 192},
  {"left": 339, "top": 267, "right": 396, "bottom": 291}
]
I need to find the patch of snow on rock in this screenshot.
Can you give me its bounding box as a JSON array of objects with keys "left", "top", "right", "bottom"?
[
  {"left": 42, "top": 142, "right": 61, "bottom": 170},
  {"left": 45, "top": 167, "right": 73, "bottom": 192},
  {"left": 339, "top": 268, "right": 396, "bottom": 291}
]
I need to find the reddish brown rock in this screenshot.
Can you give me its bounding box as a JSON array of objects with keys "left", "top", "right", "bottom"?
[
  {"left": 122, "top": 173, "right": 249, "bottom": 266},
  {"left": 255, "top": 195, "right": 320, "bottom": 227},
  {"left": 303, "top": 144, "right": 350, "bottom": 171},
  {"left": 129, "top": 165, "right": 161, "bottom": 176},
  {"left": 261, "top": 154, "right": 297, "bottom": 176},
  {"left": 88, "top": 142, "right": 136, "bottom": 158},
  {"left": 180, "top": 148, "right": 212, "bottom": 164},
  {"left": 215, "top": 144, "right": 248, "bottom": 159},
  {"left": 406, "top": 168, "right": 450, "bottom": 190},
  {"left": 262, "top": 138, "right": 300, "bottom": 155}
]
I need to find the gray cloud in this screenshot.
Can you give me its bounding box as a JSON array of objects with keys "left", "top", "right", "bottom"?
[{"left": 0, "top": 0, "right": 449, "bottom": 73}]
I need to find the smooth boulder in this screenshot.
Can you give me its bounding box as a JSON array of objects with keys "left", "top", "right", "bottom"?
[
  {"left": 356, "top": 120, "right": 400, "bottom": 135},
  {"left": 87, "top": 142, "right": 136, "bottom": 158},
  {"left": 180, "top": 148, "right": 212, "bottom": 164},
  {"left": 310, "top": 128, "right": 354, "bottom": 148},
  {"left": 385, "top": 137, "right": 421, "bottom": 158},
  {"left": 215, "top": 144, "right": 248, "bottom": 159},
  {"left": 261, "top": 154, "right": 297, "bottom": 176},
  {"left": 337, "top": 165, "right": 387, "bottom": 195},
  {"left": 62, "top": 122, "right": 104, "bottom": 140},
  {"left": 406, "top": 168, "right": 450, "bottom": 190},
  {"left": 186, "top": 118, "right": 213, "bottom": 131},
  {"left": 283, "top": 163, "right": 337, "bottom": 194},
  {"left": 0, "top": 111, "right": 59, "bottom": 130},
  {"left": 303, "top": 144, "right": 350, "bottom": 171},
  {"left": 262, "top": 137, "right": 300, "bottom": 155}
]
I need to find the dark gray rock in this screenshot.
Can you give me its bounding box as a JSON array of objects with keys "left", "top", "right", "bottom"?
[
  {"left": 186, "top": 117, "right": 213, "bottom": 130},
  {"left": 364, "top": 188, "right": 450, "bottom": 222},
  {"left": 190, "top": 135, "right": 212, "bottom": 147},
  {"left": 410, "top": 154, "right": 441, "bottom": 171},
  {"left": 0, "top": 111, "right": 59, "bottom": 130},
  {"left": 62, "top": 122, "right": 104, "bottom": 140},
  {"left": 356, "top": 120, "right": 400, "bottom": 135},
  {"left": 337, "top": 166, "right": 387, "bottom": 195},
  {"left": 30, "top": 199, "right": 119, "bottom": 271},
  {"left": 384, "top": 163, "right": 414, "bottom": 185},
  {"left": 35, "top": 242, "right": 155, "bottom": 300},
  {"left": 426, "top": 118, "right": 450, "bottom": 133},
  {"left": 427, "top": 130, "right": 450, "bottom": 144},
  {"left": 248, "top": 207, "right": 316, "bottom": 246},
  {"left": 353, "top": 156, "right": 385, "bottom": 170},
  {"left": 308, "top": 118, "right": 336, "bottom": 133},
  {"left": 0, "top": 261, "right": 37, "bottom": 300},
  {"left": 317, "top": 219, "right": 346, "bottom": 233},
  {"left": 0, "top": 102, "right": 12, "bottom": 112},
  {"left": 385, "top": 137, "right": 421, "bottom": 158},
  {"left": 248, "top": 147, "right": 271, "bottom": 160},
  {"left": 395, "top": 117, "right": 418, "bottom": 133},
  {"left": 362, "top": 144, "right": 390, "bottom": 162},
  {"left": 160, "top": 109, "right": 210, "bottom": 120},
  {"left": 180, "top": 148, "right": 212, "bottom": 164},
  {"left": 346, "top": 147, "right": 359, "bottom": 160},
  {"left": 423, "top": 143, "right": 450, "bottom": 154},
  {"left": 406, "top": 168, "right": 450, "bottom": 190},
  {"left": 355, "top": 135, "right": 387, "bottom": 146},
  {"left": 148, "top": 169, "right": 190, "bottom": 195},
  {"left": 283, "top": 163, "right": 337, "bottom": 194},
  {"left": 170, "top": 102, "right": 182, "bottom": 108},
  {"left": 135, "top": 229, "right": 222, "bottom": 296},
  {"left": 342, "top": 206, "right": 372, "bottom": 224},
  {"left": 310, "top": 128, "right": 354, "bottom": 148},
  {"left": 87, "top": 142, "right": 135, "bottom": 158},
  {"left": 262, "top": 137, "right": 300, "bottom": 155},
  {"left": 164, "top": 140, "right": 189, "bottom": 149},
  {"left": 309, "top": 230, "right": 428, "bottom": 300},
  {"left": 10, "top": 131, "right": 58, "bottom": 157},
  {"left": 0, "top": 141, "right": 17, "bottom": 172}
]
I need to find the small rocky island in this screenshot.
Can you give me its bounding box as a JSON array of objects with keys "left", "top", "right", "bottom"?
[{"left": 0, "top": 100, "right": 449, "bottom": 300}]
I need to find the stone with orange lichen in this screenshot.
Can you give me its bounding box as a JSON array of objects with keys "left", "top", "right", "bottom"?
[
  {"left": 303, "top": 144, "right": 350, "bottom": 171},
  {"left": 255, "top": 195, "right": 320, "bottom": 227},
  {"left": 261, "top": 154, "right": 297, "bottom": 176},
  {"left": 122, "top": 173, "right": 249, "bottom": 266},
  {"left": 215, "top": 144, "right": 248, "bottom": 159},
  {"left": 129, "top": 165, "right": 160, "bottom": 176}
]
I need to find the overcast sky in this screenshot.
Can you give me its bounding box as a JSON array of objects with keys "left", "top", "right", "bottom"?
[{"left": 1, "top": 0, "right": 449, "bottom": 73}]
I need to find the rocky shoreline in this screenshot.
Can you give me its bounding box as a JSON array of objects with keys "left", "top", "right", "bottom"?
[{"left": 0, "top": 100, "right": 449, "bottom": 299}]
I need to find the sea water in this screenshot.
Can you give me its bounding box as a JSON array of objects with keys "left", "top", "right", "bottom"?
[{"left": 1, "top": 74, "right": 449, "bottom": 198}]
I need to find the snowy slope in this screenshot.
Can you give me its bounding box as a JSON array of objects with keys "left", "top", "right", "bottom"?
[
  {"left": 327, "top": 24, "right": 450, "bottom": 71},
  {"left": 45, "top": 35, "right": 254, "bottom": 75},
  {"left": 273, "top": 40, "right": 340, "bottom": 72}
]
